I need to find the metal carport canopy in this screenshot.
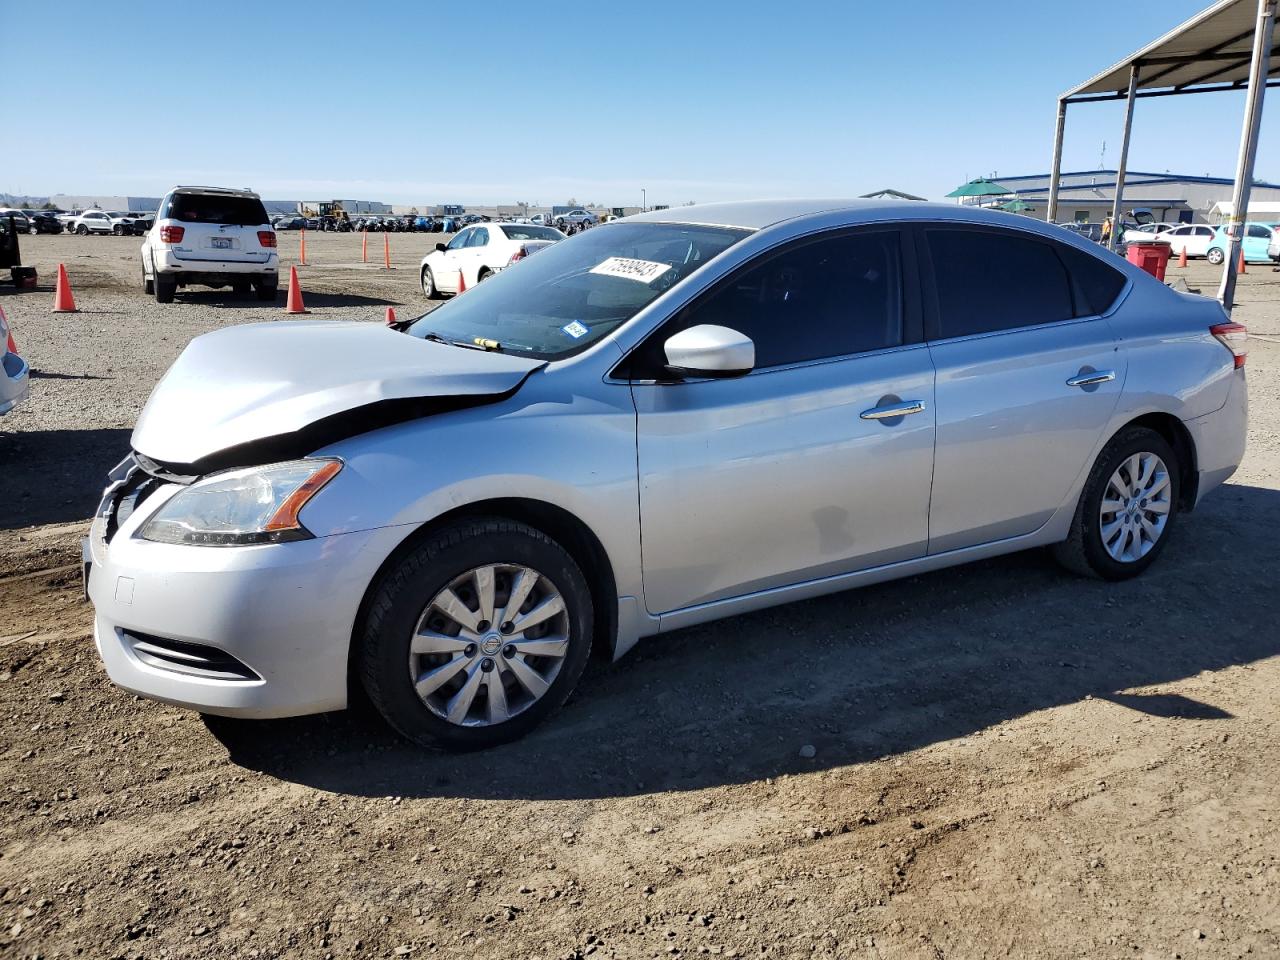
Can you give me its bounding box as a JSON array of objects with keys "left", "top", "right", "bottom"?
[{"left": 1045, "top": 0, "right": 1277, "bottom": 309}]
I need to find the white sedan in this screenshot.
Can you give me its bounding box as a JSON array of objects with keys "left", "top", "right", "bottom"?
[
  {"left": 1160, "top": 223, "right": 1217, "bottom": 259},
  {"left": 1122, "top": 222, "right": 1176, "bottom": 243},
  {"left": 420, "top": 222, "right": 565, "bottom": 299}
]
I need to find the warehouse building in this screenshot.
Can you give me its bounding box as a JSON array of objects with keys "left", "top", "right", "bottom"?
[{"left": 957, "top": 170, "right": 1280, "bottom": 224}]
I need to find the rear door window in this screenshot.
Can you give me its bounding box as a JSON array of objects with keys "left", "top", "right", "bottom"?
[
  {"left": 1247, "top": 224, "right": 1272, "bottom": 239},
  {"left": 164, "top": 194, "right": 269, "bottom": 225},
  {"left": 926, "top": 228, "right": 1075, "bottom": 338}
]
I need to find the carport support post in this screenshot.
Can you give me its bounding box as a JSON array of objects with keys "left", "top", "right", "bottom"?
[
  {"left": 1047, "top": 98, "right": 1067, "bottom": 224},
  {"left": 1218, "top": 0, "right": 1277, "bottom": 310},
  {"left": 1107, "top": 65, "right": 1140, "bottom": 252}
]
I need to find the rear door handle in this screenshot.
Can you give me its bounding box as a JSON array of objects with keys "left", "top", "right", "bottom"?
[
  {"left": 860, "top": 400, "right": 927, "bottom": 420},
  {"left": 1066, "top": 370, "right": 1116, "bottom": 387}
]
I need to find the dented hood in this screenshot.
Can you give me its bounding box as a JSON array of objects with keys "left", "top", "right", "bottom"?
[{"left": 132, "top": 321, "right": 544, "bottom": 467}]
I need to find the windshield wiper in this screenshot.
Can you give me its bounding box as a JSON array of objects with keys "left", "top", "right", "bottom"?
[{"left": 419, "top": 331, "right": 501, "bottom": 352}]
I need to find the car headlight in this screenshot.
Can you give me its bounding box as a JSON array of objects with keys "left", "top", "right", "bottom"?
[{"left": 138, "top": 459, "right": 342, "bottom": 546}]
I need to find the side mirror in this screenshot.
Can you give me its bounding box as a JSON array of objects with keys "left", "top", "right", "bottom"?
[
  {"left": 435, "top": 242, "right": 448, "bottom": 253},
  {"left": 663, "top": 324, "right": 755, "bottom": 379}
]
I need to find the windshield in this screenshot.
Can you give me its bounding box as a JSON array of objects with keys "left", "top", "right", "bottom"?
[{"left": 408, "top": 221, "right": 750, "bottom": 358}]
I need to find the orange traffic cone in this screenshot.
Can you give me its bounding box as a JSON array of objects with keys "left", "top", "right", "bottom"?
[
  {"left": 1238, "top": 248, "right": 1247, "bottom": 274},
  {"left": 284, "top": 266, "right": 308, "bottom": 314},
  {"left": 1178, "top": 246, "right": 1188, "bottom": 268},
  {"left": 362, "top": 229, "right": 368, "bottom": 263},
  {"left": 299, "top": 227, "right": 308, "bottom": 266},
  {"left": 384, "top": 306, "right": 397, "bottom": 326},
  {"left": 53, "top": 263, "right": 78, "bottom": 313},
  {"left": 382, "top": 232, "right": 392, "bottom": 270},
  {"left": 456, "top": 266, "right": 467, "bottom": 294}
]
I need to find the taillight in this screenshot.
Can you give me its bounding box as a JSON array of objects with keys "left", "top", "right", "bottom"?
[
  {"left": 508, "top": 246, "right": 527, "bottom": 265},
  {"left": 258, "top": 230, "right": 277, "bottom": 248},
  {"left": 1210, "top": 322, "right": 1248, "bottom": 369},
  {"left": 159, "top": 225, "right": 185, "bottom": 244}
]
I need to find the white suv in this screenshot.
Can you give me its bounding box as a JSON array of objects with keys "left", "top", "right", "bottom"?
[
  {"left": 71, "top": 210, "right": 114, "bottom": 235},
  {"left": 141, "top": 186, "right": 278, "bottom": 303}
]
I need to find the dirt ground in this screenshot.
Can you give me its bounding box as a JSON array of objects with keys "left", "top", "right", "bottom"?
[{"left": 1, "top": 232, "right": 1279, "bottom": 960}]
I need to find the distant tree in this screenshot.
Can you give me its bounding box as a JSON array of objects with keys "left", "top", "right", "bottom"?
[
  {"left": 565, "top": 197, "right": 578, "bottom": 206},
  {"left": 41, "top": 201, "right": 57, "bottom": 210}
]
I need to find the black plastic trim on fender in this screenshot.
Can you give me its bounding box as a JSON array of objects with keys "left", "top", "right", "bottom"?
[{"left": 134, "top": 368, "right": 542, "bottom": 479}]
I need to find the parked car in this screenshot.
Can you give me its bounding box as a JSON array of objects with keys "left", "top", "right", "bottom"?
[
  {"left": 22, "top": 210, "right": 63, "bottom": 234},
  {"left": 419, "top": 222, "right": 565, "bottom": 297},
  {"left": 1159, "top": 223, "right": 1216, "bottom": 260},
  {"left": 1121, "top": 223, "right": 1177, "bottom": 243},
  {"left": 1269, "top": 228, "right": 1280, "bottom": 264},
  {"left": 56, "top": 211, "right": 81, "bottom": 232},
  {"left": 85, "top": 199, "right": 1247, "bottom": 750},
  {"left": 274, "top": 216, "right": 306, "bottom": 231},
  {"left": 1057, "top": 222, "right": 1104, "bottom": 243},
  {"left": 140, "top": 185, "right": 278, "bottom": 303},
  {"left": 107, "top": 211, "right": 149, "bottom": 236},
  {"left": 555, "top": 208, "right": 598, "bottom": 228},
  {"left": 70, "top": 210, "right": 114, "bottom": 235},
  {"left": 1205, "top": 222, "right": 1275, "bottom": 265},
  {"left": 0, "top": 208, "right": 32, "bottom": 233},
  {"left": 0, "top": 305, "right": 29, "bottom": 416},
  {"left": 529, "top": 214, "right": 548, "bottom": 226}
]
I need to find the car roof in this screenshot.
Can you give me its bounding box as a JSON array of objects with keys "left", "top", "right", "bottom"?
[
  {"left": 168, "top": 185, "right": 261, "bottom": 198},
  {"left": 624, "top": 198, "right": 1096, "bottom": 234}
]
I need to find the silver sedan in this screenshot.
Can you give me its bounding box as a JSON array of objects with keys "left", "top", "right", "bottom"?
[{"left": 87, "top": 199, "right": 1248, "bottom": 750}]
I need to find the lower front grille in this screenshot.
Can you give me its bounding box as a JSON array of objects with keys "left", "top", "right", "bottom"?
[{"left": 122, "top": 631, "right": 260, "bottom": 682}]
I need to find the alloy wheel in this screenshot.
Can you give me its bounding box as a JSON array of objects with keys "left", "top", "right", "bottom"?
[
  {"left": 1099, "top": 452, "right": 1172, "bottom": 563},
  {"left": 408, "top": 563, "right": 569, "bottom": 727}
]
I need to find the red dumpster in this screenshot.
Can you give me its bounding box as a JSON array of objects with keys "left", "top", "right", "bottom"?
[{"left": 1126, "top": 241, "right": 1172, "bottom": 281}]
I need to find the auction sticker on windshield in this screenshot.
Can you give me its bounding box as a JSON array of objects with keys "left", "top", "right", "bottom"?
[{"left": 589, "top": 257, "right": 671, "bottom": 284}]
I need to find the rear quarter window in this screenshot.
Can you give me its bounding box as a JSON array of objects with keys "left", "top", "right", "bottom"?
[{"left": 1056, "top": 243, "right": 1128, "bottom": 316}]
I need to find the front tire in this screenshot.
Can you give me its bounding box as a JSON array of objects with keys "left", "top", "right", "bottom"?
[
  {"left": 359, "top": 519, "right": 593, "bottom": 751},
  {"left": 1051, "top": 426, "right": 1180, "bottom": 581},
  {"left": 421, "top": 265, "right": 441, "bottom": 300},
  {"left": 76, "top": 224, "right": 88, "bottom": 236}
]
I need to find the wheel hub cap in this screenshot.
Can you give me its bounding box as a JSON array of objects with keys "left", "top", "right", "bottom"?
[
  {"left": 408, "top": 563, "right": 570, "bottom": 727},
  {"left": 1099, "top": 451, "right": 1172, "bottom": 563}
]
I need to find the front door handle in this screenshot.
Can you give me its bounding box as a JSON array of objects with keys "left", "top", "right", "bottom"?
[
  {"left": 1066, "top": 370, "right": 1116, "bottom": 388},
  {"left": 860, "top": 399, "right": 927, "bottom": 421}
]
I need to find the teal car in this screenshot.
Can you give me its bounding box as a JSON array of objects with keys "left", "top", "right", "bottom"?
[{"left": 1206, "top": 222, "right": 1275, "bottom": 265}]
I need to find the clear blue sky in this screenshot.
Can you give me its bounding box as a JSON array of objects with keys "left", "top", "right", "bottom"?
[{"left": 7, "top": 0, "right": 1277, "bottom": 206}]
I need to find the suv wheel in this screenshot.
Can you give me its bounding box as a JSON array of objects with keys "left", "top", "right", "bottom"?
[
  {"left": 76, "top": 224, "right": 88, "bottom": 236},
  {"left": 254, "top": 278, "right": 277, "bottom": 301},
  {"left": 154, "top": 272, "right": 176, "bottom": 304},
  {"left": 1051, "top": 426, "right": 1180, "bottom": 581},
  {"left": 360, "top": 518, "right": 593, "bottom": 751}
]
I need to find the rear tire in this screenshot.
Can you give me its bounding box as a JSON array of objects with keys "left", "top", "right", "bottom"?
[
  {"left": 154, "top": 273, "right": 176, "bottom": 304},
  {"left": 1207, "top": 247, "right": 1225, "bottom": 265},
  {"left": 232, "top": 280, "right": 251, "bottom": 297},
  {"left": 359, "top": 519, "right": 593, "bottom": 751},
  {"left": 77, "top": 224, "right": 88, "bottom": 236},
  {"left": 1051, "top": 426, "right": 1180, "bottom": 581},
  {"left": 254, "top": 278, "right": 277, "bottom": 301}
]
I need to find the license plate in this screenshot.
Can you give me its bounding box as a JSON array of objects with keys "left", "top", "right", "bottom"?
[{"left": 211, "top": 237, "right": 232, "bottom": 249}]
